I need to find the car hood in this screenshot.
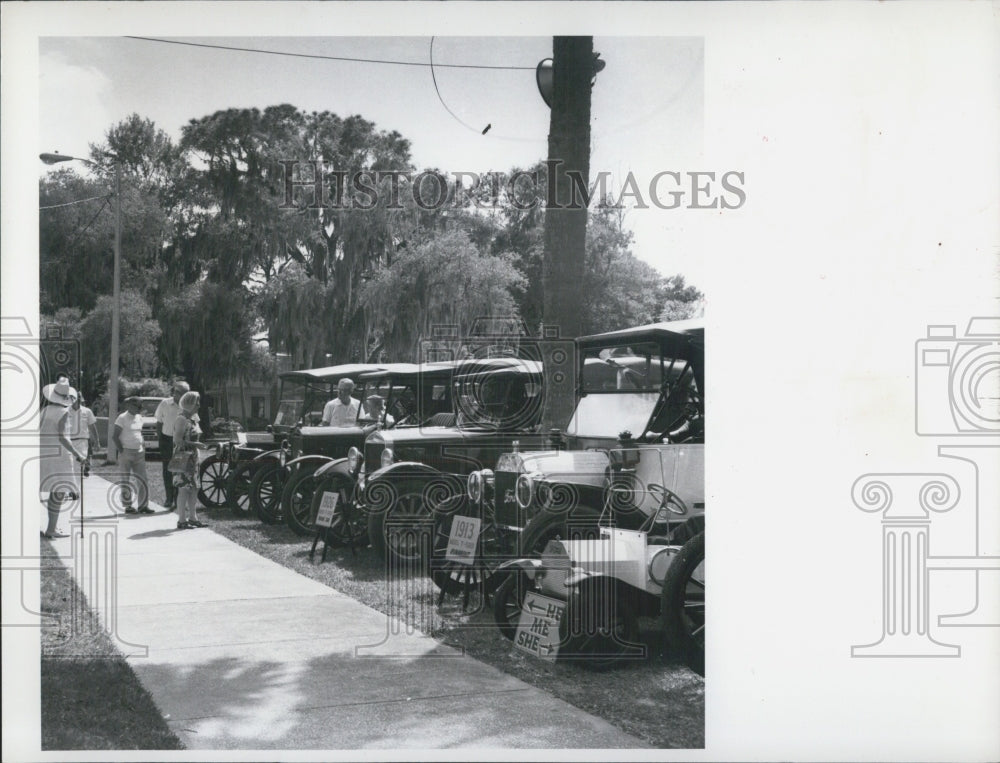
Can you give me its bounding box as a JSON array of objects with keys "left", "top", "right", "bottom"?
[{"left": 498, "top": 449, "right": 611, "bottom": 488}]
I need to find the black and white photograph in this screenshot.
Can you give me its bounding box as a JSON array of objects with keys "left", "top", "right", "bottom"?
[{"left": 2, "top": 2, "right": 997, "bottom": 761}]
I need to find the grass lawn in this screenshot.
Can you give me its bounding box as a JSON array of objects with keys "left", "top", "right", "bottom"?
[
  {"left": 40, "top": 537, "right": 184, "bottom": 750},
  {"left": 93, "top": 460, "right": 704, "bottom": 749}
]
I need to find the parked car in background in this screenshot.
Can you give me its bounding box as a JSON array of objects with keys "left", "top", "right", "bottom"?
[
  {"left": 197, "top": 364, "right": 381, "bottom": 514},
  {"left": 244, "top": 363, "right": 386, "bottom": 525},
  {"left": 137, "top": 397, "right": 168, "bottom": 455}
]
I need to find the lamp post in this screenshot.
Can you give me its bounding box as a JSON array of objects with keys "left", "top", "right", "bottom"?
[{"left": 40, "top": 152, "right": 122, "bottom": 463}]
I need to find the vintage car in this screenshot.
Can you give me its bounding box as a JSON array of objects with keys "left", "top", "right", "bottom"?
[
  {"left": 238, "top": 363, "right": 386, "bottom": 524},
  {"left": 283, "top": 362, "right": 460, "bottom": 538},
  {"left": 194, "top": 365, "right": 366, "bottom": 512},
  {"left": 361, "top": 356, "right": 551, "bottom": 568},
  {"left": 429, "top": 319, "right": 705, "bottom": 671}
]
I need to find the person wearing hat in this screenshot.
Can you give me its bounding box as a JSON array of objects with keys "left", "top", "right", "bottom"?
[
  {"left": 39, "top": 376, "right": 87, "bottom": 538},
  {"left": 113, "top": 396, "right": 152, "bottom": 514},
  {"left": 172, "top": 390, "right": 212, "bottom": 529},
  {"left": 363, "top": 394, "right": 393, "bottom": 429},
  {"left": 154, "top": 380, "right": 191, "bottom": 510}
]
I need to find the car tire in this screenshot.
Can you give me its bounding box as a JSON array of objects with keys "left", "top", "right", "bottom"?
[
  {"left": 492, "top": 569, "right": 534, "bottom": 641},
  {"left": 366, "top": 476, "right": 433, "bottom": 570},
  {"left": 310, "top": 474, "right": 368, "bottom": 547},
  {"left": 661, "top": 531, "right": 705, "bottom": 677},
  {"left": 559, "top": 578, "right": 641, "bottom": 670},
  {"left": 227, "top": 460, "right": 256, "bottom": 518},
  {"left": 429, "top": 496, "right": 508, "bottom": 599},
  {"left": 518, "top": 504, "right": 604, "bottom": 557},
  {"left": 283, "top": 465, "right": 320, "bottom": 536},
  {"left": 250, "top": 462, "right": 284, "bottom": 524},
  {"left": 197, "top": 456, "right": 230, "bottom": 508}
]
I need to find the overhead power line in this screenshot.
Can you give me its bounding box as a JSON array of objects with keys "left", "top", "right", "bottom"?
[
  {"left": 40, "top": 193, "right": 112, "bottom": 211},
  {"left": 126, "top": 36, "right": 535, "bottom": 70}
]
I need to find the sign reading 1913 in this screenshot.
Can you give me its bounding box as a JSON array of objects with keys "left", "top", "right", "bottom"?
[{"left": 444, "top": 515, "right": 481, "bottom": 565}]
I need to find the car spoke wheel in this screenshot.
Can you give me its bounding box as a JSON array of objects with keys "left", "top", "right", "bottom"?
[
  {"left": 250, "top": 463, "right": 284, "bottom": 524},
  {"left": 227, "top": 461, "right": 256, "bottom": 518},
  {"left": 310, "top": 475, "right": 367, "bottom": 547},
  {"left": 197, "top": 456, "right": 230, "bottom": 508},
  {"left": 366, "top": 478, "right": 432, "bottom": 570},
  {"left": 430, "top": 497, "right": 508, "bottom": 599},
  {"left": 284, "top": 465, "right": 319, "bottom": 536},
  {"left": 661, "top": 531, "right": 705, "bottom": 676},
  {"left": 492, "top": 569, "right": 534, "bottom": 640}
]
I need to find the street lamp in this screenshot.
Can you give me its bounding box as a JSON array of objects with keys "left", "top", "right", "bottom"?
[{"left": 40, "top": 151, "right": 122, "bottom": 463}]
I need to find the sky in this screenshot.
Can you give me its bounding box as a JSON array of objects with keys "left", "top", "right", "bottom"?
[{"left": 39, "top": 35, "right": 707, "bottom": 288}]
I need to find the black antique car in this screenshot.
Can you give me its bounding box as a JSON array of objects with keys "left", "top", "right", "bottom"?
[
  {"left": 238, "top": 363, "right": 385, "bottom": 525},
  {"left": 427, "top": 319, "right": 705, "bottom": 671},
  {"left": 281, "top": 362, "right": 459, "bottom": 537},
  {"left": 361, "top": 356, "right": 551, "bottom": 568},
  {"left": 195, "top": 368, "right": 334, "bottom": 511}
]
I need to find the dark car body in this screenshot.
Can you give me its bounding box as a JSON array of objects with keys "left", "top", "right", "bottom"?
[
  {"left": 361, "top": 357, "right": 551, "bottom": 565},
  {"left": 215, "top": 363, "right": 385, "bottom": 518},
  {"left": 279, "top": 362, "right": 460, "bottom": 535}
]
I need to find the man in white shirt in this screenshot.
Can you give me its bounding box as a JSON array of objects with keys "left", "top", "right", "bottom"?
[
  {"left": 113, "top": 396, "right": 152, "bottom": 514},
  {"left": 321, "top": 378, "right": 360, "bottom": 427},
  {"left": 155, "top": 381, "right": 190, "bottom": 509}
]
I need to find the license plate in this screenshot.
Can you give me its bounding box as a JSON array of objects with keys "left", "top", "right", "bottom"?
[{"left": 513, "top": 591, "right": 565, "bottom": 660}]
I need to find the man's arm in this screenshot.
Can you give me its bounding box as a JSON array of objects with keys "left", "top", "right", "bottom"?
[
  {"left": 320, "top": 400, "right": 333, "bottom": 426},
  {"left": 112, "top": 422, "right": 124, "bottom": 454}
]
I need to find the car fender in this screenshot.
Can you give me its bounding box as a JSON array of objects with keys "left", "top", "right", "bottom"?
[
  {"left": 314, "top": 457, "right": 353, "bottom": 480},
  {"left": 285, "top": 454, "right": 333, "bottom": 471},
  {"left": 251, "top": 449, "right": 283, "bottom": 463},
  {"left": 495, "top": 556, "right": 544, "bottom": 580},
  {"left": 365, "top": 461, "right": 444, "bottom": 483}
]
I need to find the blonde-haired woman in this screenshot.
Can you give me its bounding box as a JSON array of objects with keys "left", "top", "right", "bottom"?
[{"left": 172, "top": 391, "right": 210, "bottom": 529}]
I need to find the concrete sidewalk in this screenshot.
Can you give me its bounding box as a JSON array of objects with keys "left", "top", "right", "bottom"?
[{"left": 44, "top": 475, "right": 649, "bottom": 750}]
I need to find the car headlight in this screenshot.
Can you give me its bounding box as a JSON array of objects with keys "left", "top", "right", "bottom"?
[
  {"left": 381, "top": 447, "right": 395, "bottom": 468},
  {"left": 468, "top": 470, "right": 482, "bottom": 503},
  {"left": 515, "top": 473, "right": 535, "bottom": 509},
  {"left": 347, "top": 446, "right": 362, "bottom": 473},
  {"left": 215, "top": 443, "right": 224, "bottom": 460},
  {"left": 480, "top": 468, "right": 494, "bottom": 499}
]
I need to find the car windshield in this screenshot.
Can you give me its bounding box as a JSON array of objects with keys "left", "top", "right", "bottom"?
[
  {"left": 140, "top": 400, "right": 160, "bottom": 416},
  {"left": 275, "top": 378, "right": 330, "bottom": 427},
  {"left": 454, "top": 372, "right": 541, "bottom": 430},
  {"left": 568, "top": 340, "right": 699, "bottom": 438}
]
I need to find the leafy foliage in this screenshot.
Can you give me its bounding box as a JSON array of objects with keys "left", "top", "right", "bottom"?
[
  {"left": 39, "top": 106, "right": 703, "bottom": 410},
  {"left": 361, "top": 228, "right": 525, "bottom": 360}
]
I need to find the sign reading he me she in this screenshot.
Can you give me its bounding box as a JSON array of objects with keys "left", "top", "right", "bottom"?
[
  {"left": 315, "top": 492, "right": 339, "bottom": 528},
  {"left": 444, "top": 515, "right": 481, "bottom": 565},
  {"left": 514, "top": 591, "right": 566, "bottom": 660}
]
